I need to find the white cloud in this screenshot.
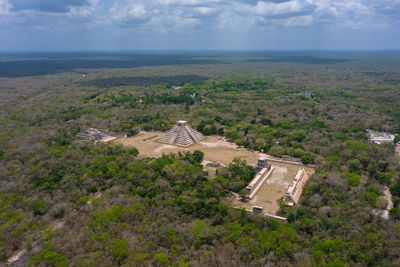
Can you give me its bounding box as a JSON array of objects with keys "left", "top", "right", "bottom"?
[
  {"left": 110, "top": 1, "right": 154, "bottom": 25},
  {"left": 156, "top": 0, "right": 224, "bottom": 6},
  {"left": 68, "top": 0, "right": 98, "bottom": 17},
  {"left": 1, "top": 0, "right": 400, "bottom": 49},
  {"left": 281, "top": 14, "right": 313, "bottom": 26},
  {"left": 193, "top": 6, "right": 218, "bottom": 16},
  {"left": 4, "top": 0, "right": 400, "bottom": 32},
  {"left": 250, "top": 1, "right": 312, "bottom": 16},
  {"left": 0, "top": 0, "right": 11, "bottom": 14},
  {"left": 308, "top": 0, "right": 338, "bottom": 18}
]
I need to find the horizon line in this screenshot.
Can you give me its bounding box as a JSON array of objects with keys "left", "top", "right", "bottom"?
[{"left": 1, "top": 49, "right": 400, "bottom": 54}]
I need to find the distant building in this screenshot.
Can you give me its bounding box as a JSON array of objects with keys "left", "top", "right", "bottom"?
[
  {"left": 299, "top": 91, "right": 315, "bottom": 99},
  {"left": 367, "top": 129, "right": 395, "bottom": 144},
  {"left": 77, "top": 128, "right": 115, "bottom": 142},
  {"left": 285, "top": 168, "right": 309, "bottom": 205},
  {"left": 282, "top": 155, "right": 302, "bottom": 164}
]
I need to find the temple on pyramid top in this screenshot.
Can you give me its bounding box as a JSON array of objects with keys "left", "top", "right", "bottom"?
[{"left": 159, "top": 120, "right": 205, "bottom": 146}]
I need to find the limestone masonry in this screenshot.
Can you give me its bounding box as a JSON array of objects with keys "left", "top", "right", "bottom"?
[{"left": 159, "top": 120, "right": 205, "bottom": 146}]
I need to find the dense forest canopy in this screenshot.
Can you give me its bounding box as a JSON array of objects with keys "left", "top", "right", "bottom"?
[{"left": 1, "top": 52, "right": 400, "bottom": 266}]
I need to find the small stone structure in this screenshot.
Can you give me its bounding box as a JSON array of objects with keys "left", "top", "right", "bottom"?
[
  {"left": 285, "top": 168, "right": 309, "bottom": 205},
  {"left": 396, "top": 143, "right": 400, "bottom": 156},
  {"left": 77, "top": 128, "right": 115, "bottom": 142},
  {"left": 299, "top": 91, "right": 314, "bottom": 99},
  {"left": 159, "top": 120, "right": 205, "bottom": 146},
  {"left": 282, "top": 155, "right": 302, "bottom": 164},
  {"left": 256, "top": 157, "right": 268, "bottom": 172},
  {"left": 367, "top": 129, "right": 395, "bottom": 144},
  {"left": 252, "top": 206, "right": 263, "bottom": 213},
  {"left": 206, "top": 162, "right": 222, "bottom": 168}
]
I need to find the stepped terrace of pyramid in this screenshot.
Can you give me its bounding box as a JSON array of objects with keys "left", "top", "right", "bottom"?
[{"left": 159, "top": 120, "right": 205, "bottom": 146}]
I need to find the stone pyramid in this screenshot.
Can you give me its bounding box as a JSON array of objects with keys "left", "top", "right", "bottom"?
[{"left": 159, "top": 120, "right": 205, "bottom": 146}]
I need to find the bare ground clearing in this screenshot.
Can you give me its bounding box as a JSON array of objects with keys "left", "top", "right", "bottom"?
[
  {"left": 114, "top": 132, "right": 264, "bottom": 166},
  {"left": 115, "top": 131, "right": 314, "bottom": 215}
]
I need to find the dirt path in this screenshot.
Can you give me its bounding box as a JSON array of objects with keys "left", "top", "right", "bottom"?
[{"left": 383, "top": 186, "right": 393, "bottom": 210}]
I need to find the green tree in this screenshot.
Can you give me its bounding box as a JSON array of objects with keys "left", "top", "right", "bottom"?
[
  {"left": 154, "top": 253, "right": 169, "bottom": 266},
  {"left": 346, "top": 172, "right": 360, "bottom": 187},
  {"left": 391, "top": 183, "right": 400, "bottom": 197},
  {"left": 127, "top": 128, "right": 138, "bottom": 137},
  {"left": 109, "top": 238, "right": 129, "bottom": 263},
  {"left": 192, "top": 150, "right": 204, "bottom": 163},
  {"left": 301, "top": 154, "right": 311, "bottom": 165},
  {"left": 31, "top": 199, "right": 45, "bottom": 215},
  {"left": 128, "top": 147, "right": 139, "bottom": 156},
  {"left": 348, "top": 159, "right": 361, "bottom": 173}
]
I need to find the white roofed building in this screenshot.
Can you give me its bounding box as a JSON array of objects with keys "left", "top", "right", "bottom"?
[{"left": 367, "top": 129, "right": 395, "bottom": 144}]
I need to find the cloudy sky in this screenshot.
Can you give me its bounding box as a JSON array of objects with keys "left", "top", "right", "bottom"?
[{"left": 0, "top": 0, "right": 399, "bottom": 51}]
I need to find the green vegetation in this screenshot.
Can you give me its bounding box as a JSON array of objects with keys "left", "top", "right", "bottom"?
[
  {"left": 0, "top": 52, "right": 400, "bottom": 265},
  {"left": 346, "top": 172, "right": 361, "bottom": 187}
]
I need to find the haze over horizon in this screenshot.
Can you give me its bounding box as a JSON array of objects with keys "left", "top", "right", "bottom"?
[{"left": 1, "top": 0, "right": 400, "bottom": 51}]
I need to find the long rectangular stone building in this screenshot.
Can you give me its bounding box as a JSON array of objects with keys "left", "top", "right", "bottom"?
[
  {"left": 285, "top": 168, "right": 309, "bottom": 205},
  {"left": 245, "top": 158, "right": 273, "bottom": 199}
]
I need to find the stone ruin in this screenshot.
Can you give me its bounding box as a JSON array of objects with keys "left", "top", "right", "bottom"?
[{"left": 159, "top": 120, "right": 205, "bottom": 146}]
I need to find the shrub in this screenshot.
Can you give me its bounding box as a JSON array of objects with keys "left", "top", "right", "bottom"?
[
  {"left": 54, "top": 206, "right": 65, "bottom": 219},
  {"left": 375, "top": 173, "right": 390, "bottom": 184},
  {"left": 88, "top": 186, "right": 98, "bottom": 193},
  {"left": 110, "top": 238, "right": 129, "bottom": 263},
  {"left": 192, "top": 150, "right": 204, "bottom": 163},
  {"left": 127, "top": 128, "right": 138, "bottom": 137},
  {"left": 260, "top": 118, "right": 273, "bottom": 126},
  {"left": 130, "top": 253, "right": 149, "bottom": 264},
  {"left": 31, "top": 199, "right": 45, "bottom": 215},
  {"left": 128, "top": 147, "right": 139, "bottom": 156},
  {"left": 348, "top": 159, "right": 361, "bottom": 173},
  {"left": 345, "top": 173, "right": 360, "bottom": 187},
  {"left": 29, "top": 245, "right": 68, "bottom": 267},
  {"left": 375, "top": 197, "right": 388, "bottom": 209},
  {"left": 391, "top": 183, "right": 400, "bottom": 197},
  {"left": 278, "top": 121, "right": 291, "bottom": 129},
  {"left": 269, "top": 145, "right": 285, "bottom": 157},
  {"left": 154, "top": 253, "right": 169, "bottom": 266},
  {"left": 363, "top": 191, "right": 379, "bottom": 207},
  {"left": 301, "top": 154, "right": 311, "bottom": 165}
]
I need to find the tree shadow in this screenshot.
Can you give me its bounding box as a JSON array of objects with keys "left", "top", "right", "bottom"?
[{"left": 0, "top": 53, "right": 224, "bottom": 77}]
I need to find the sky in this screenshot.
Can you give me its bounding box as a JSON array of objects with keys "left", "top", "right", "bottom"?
[{"left": 0, "top": 0, "right": 400, "bottom": 51}]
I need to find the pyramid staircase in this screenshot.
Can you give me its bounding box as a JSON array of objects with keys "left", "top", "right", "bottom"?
[{"left": 159, "top": 121, "right": 205, "bottom": 146}]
